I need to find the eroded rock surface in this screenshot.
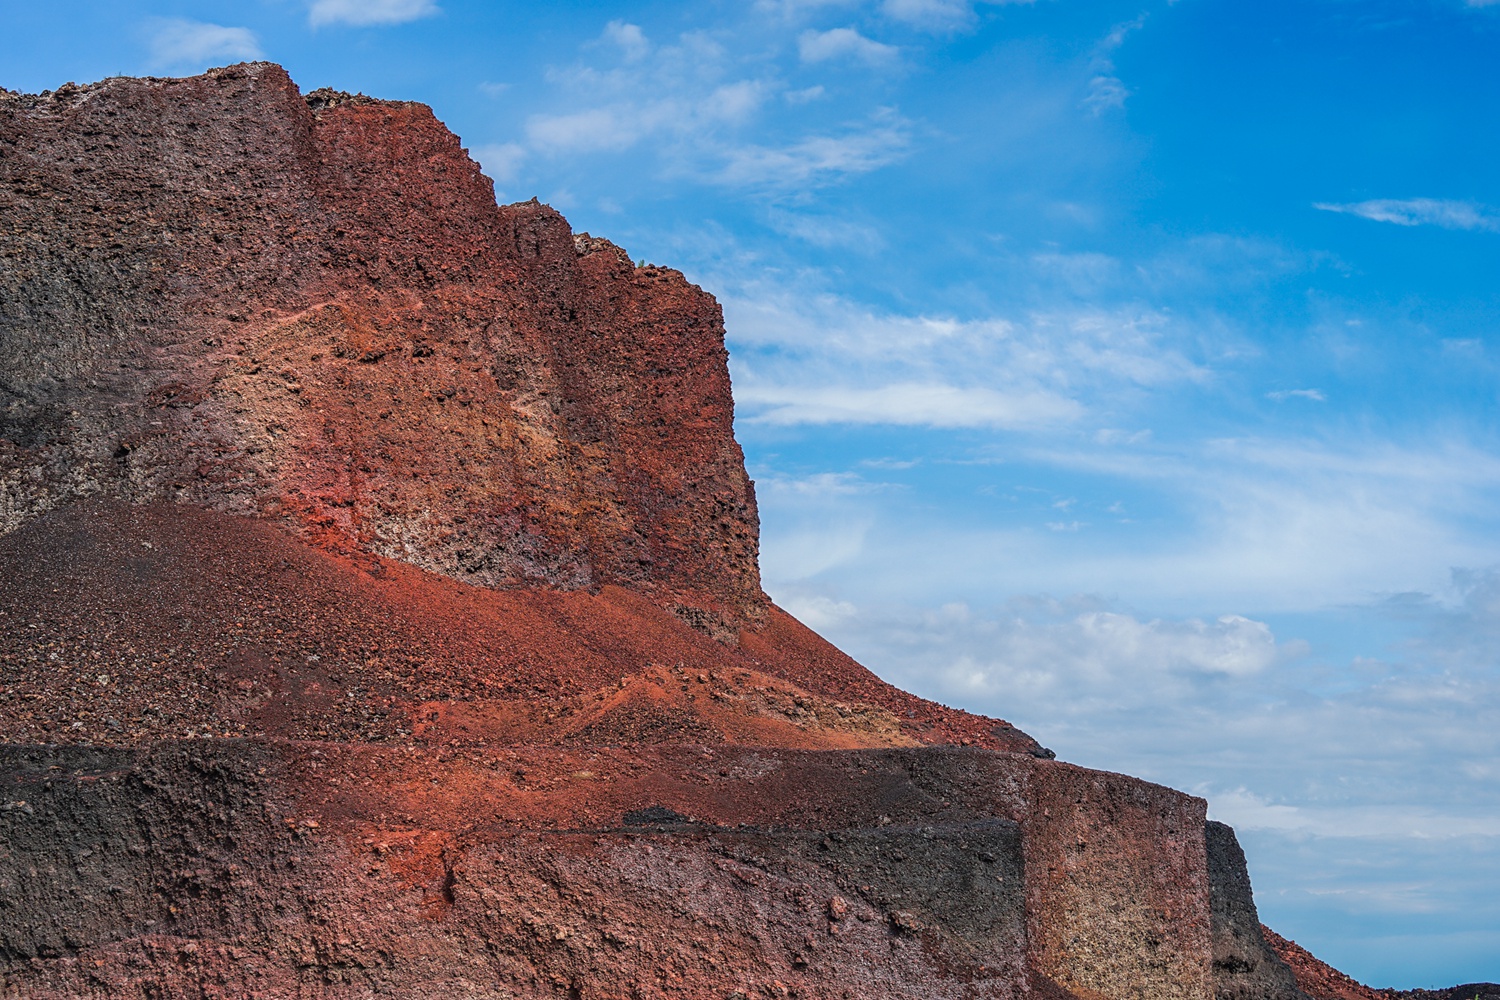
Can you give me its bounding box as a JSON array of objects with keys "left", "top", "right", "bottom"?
[{"left": 1, "top": 63, "right": 758, "bottom": 622}]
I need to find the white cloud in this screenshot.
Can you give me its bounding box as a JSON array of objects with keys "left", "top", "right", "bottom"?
[
  {"left": 881, "top": 0, "right": 975, "bottom": 28},
  {"left": 759, "top": 0, "right": 1037, "bottom": 31},
  {"left": 1314, "top": 198, "right": 1500, "bottom": 232},
  {"left": 759, "top": 574, "right": 1500, "bottom": 951},
  {"left": 526, "top": 107, "right": 646, "bottom": 153},
  {"left": 601, "top": 20, "right": 650, "bottom": 61},
  {"left": 740, "top": 381, "right": 1083, "bottom": 428},
  {"left": 524, "top": 79, "right": 771, "bottom": 157},
  {"left": 767, "top": 211, "right": 886, "bottom": 250},
  {"left": 756, "top": 473, "right": 882, "bottom": 580},
  {"left": 1267, "top": 388, "right": 1326, "bottom": 402},
  {"left": 308, "top": 0, "right": 439, "bottom": 27},
  {"left": 1081, "top": 74, "right": 1128, "bottom": 115},
  {"left": 785, "top": 85, "right": 827, "bottom": 104},
  {"left": 472, "top": 142, "right": 526, "bottom": 185},
  {"left": 147, "top": 19, "right": 262, "bottom": 70},
  {"left": 714, "top": 113, "right": 911, "bottom": 187},
  {"left": 798, "top": 27, "right": 900, "bottom": 65},
  {"left": 722, "top": 285, "right": 1205, "bottom": 432},
  {"left": 1206, "top": 788, "right": 1500, "bottom": 840}
]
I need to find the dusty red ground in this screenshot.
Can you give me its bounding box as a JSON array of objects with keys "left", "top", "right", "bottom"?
[
  {"left": 0, "top": 499, "right": 1041, "bottom": 756},
  {"left": 1261, "top": 925, "right": 1386, "bottom": 1000}
]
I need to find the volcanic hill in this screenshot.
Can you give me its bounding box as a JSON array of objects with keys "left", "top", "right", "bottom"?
[{"left": 0, "top": 61, "right": 1370, "bottom": 999}]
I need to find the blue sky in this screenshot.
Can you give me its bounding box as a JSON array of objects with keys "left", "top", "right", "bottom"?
[{"left": 4, "top": 0, "right": 1499, "bottom": 986}]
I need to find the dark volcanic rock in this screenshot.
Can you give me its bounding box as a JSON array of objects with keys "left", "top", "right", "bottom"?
[
  {"left": 1206, "top": 821, "right": 1307, "bottom": 1000},
  {"left": 0, "top": 741, "right": 1210, "bottom": 1000}
]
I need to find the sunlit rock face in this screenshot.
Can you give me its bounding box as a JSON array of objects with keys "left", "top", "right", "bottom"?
[
  {"left": 1, "top": 63, "right": 1310, "bottom": 1000},
  {"left": 0, "top": 63, "right": 760, "bottom": 623}
]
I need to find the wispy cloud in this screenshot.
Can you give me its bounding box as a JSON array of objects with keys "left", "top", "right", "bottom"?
[
  {"left": 881, "top": 0, "right": 978, "bottom": 29},
  {"left": 308, "top": 0, "right": 439, "bottom": 28},
  {"left": 147, "top": 19, "right": 262, "bottom": 71},
  {"left": 514, "top": 24, "right": 912, "bottom": 194},
  {"left": 1079, "top": 15, "right": 1145, "bottom": 115},
  {"left": 714, "top": 111, "right": 911, "bottom": 187},
  {"left": 767, "top": 211, "right": 887, "bottom": 250},
  {"left": 1314, "top": 198, "right": 1500, "bottom": 232},
  {"left": 739, "top": 382, "right": 1084, "bottom": 428},
  {"left": 1081, "top": 75, "right": 1128, "bottom": 115},
  {"left": 758, "top": 0, "right": 1038, "bottom": 32},
  {"left": 723, "top": 283, "right": 1205, "bottom": 431},
  {"left": 1267, "top": 388, "right": 1326, "bottom": 402},
  {"left": 798, "top": 27, "right": 900, "bottom": 65}
]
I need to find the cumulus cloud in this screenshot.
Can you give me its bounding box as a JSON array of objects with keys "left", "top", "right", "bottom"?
[
  {"left": 798, "top": 27, "right": 900, "bottom": 65},
  {"left": 471, "top": 142, "right": 526, "bottom": 185},
  {"left": 822, "top": 599, "right": 1285, "bottom": 708},
  {"left": 601, "top": 20, "right": 651, "bottom": 61},
  {"left": 147, "top": 19, "right": 262, "bottom": 71},
  {"left": 1314, "top": 198, "right": 1500, "bottom": 232},
  {"left": 308, "top": 0, "right": 439, "bottom": 27}
]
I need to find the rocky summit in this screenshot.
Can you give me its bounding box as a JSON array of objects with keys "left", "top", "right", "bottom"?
[{"left": 0, "top": 62, "right": 1383, "bottom": 999}]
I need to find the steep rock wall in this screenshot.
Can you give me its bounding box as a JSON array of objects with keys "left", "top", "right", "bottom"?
[
  {"left": 0, "top": 742, "right": 1216, "bottom": 1000},
  {"left": 0, "top": 63, "right": 759, "bottom": 619}
]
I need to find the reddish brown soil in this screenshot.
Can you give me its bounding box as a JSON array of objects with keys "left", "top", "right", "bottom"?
[
  {"left": 1261, "top": 925, "right": 1385, "bottom": 1000},
  {"left": 0, "top": 498, "right": 1039, "bottom": 755}
]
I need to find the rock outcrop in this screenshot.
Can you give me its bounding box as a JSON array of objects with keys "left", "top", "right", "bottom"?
[
  {"left": 0, "top": 62, "right": 1336, "bottom": 999},
  {"left": 1, "top": 63, "right": 757, "bottom": 623}
]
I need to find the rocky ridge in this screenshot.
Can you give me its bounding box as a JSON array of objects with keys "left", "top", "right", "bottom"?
[{"left": 0, "top": 62, "right": 1396, "bottom": 999}]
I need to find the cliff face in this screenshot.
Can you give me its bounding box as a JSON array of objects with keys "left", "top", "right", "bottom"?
[
  {"left": 0, "top": 64, "right": 1318, "bottom": 1000},
  {"left": 0, "top": 63, "right": 758, "bottom": 621}
]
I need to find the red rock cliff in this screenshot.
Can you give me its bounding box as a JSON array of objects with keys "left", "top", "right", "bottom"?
[{"left": 0, "top": 63, "right": 759, "bottom": 621}]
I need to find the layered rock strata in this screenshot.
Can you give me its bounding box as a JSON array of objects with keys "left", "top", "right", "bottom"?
[{"left": 1, "top": 63, "right": 1317, "bottom": 999}]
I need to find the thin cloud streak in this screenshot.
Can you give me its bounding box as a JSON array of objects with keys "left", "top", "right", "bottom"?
[
  {"left": 1315, "top": 198, "right": 1500, "bottom": 232},
  {"left": 307, "top": 0, "right": 440, "bottom": 27},
  {"left": 739, "top": 381, "right": 1084, "bottom": 428}
]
